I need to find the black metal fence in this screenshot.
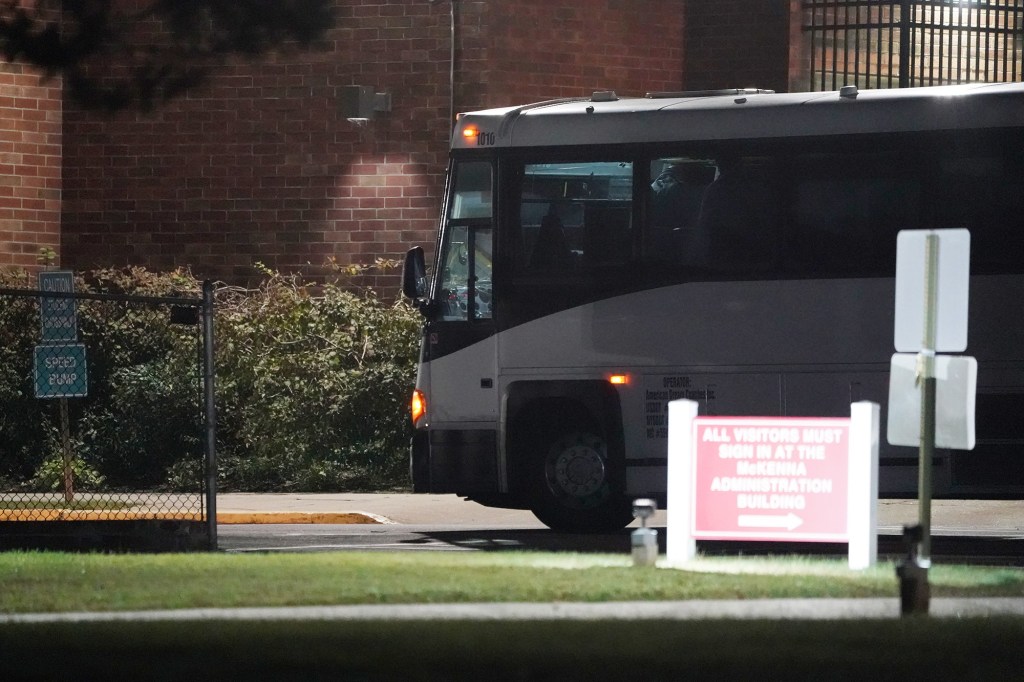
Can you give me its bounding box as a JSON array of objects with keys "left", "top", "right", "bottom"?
[
  {"left": 802, "top": 0, "right": 1024, "bottom": 91},
  {"left": 0, "top": 278, "right": 217, "bottom": 550}
]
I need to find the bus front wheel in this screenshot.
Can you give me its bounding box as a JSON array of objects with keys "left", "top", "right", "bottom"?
[{"left": 529, "top": 429, "right": 632, "bottom": 533}]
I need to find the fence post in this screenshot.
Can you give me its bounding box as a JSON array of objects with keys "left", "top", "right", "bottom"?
[
  {"left": 202, "top": 280, "right": 218, "bottom": 550},
  {"left": 899, "top": 0, "right": 912, "bottom": 87}
]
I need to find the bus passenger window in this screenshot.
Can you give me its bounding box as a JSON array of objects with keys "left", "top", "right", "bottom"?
[
  {"left": 794, "top": 174, "right": 918, "bottom": 276},
  {"left": 694, "top": 156, "right": 780, "bottom": 274},
  {"left": 517, "top": 161, "right": 633, "bottom": 275},
  {"left": 935, "top": 153, "right": 1024, "bottom": 275}
]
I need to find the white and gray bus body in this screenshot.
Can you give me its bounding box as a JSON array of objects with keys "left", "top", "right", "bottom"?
[{"left": 402, "top": 83, "right": 1024, "bottom": 532}]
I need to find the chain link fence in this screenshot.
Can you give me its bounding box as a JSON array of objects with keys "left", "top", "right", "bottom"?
[{"left": 0, "top": 277, "right": 217, "bottom": 550}]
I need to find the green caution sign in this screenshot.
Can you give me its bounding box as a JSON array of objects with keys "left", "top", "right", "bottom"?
[{"left": 38, "top": 271, "right": 78, "bottom": 343}]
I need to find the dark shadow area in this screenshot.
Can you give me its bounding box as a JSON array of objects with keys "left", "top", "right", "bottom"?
[
  {"left": 408, "top": 528, "right": 1024, "bottom": 567},
  {"left": 0, "top": 521, "right": 211, "bottom": 553}
]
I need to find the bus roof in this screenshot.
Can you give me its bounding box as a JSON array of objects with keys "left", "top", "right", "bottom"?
[{"left": 451, "top": 82, "right": 1024, "bottom": 150}]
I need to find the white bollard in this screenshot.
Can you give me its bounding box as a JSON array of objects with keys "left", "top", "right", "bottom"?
[
  {"left": 631, "top": 528, "right": 658, "bottom": 567},
  {"left": 631, "top": 498, "right": 659, "bottom": 567}
]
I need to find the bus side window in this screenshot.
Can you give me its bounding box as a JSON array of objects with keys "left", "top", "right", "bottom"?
[
  {"left": 794, "top": 171, "right": 919, "bottom": 276},
  {"left": 517, "top": 161, "right": 633, "bottom": 275},
  {"left": 935, "top": 153, "right": 1024, "bottom": 275},
  {"left": 694, "top": 158, "right": 780, "bottom": 274}
]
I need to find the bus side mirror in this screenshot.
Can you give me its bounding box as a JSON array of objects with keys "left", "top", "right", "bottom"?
[{"left": 402, "top": 246, "right": 428, "bottom": 302}]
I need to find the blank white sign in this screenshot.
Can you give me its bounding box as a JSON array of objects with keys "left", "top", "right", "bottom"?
[
  {"left": 887, "top": 353, "right": 976, "bottom": 450},
  {"left": 894, "top": 229, "right": 970, "bottom": 353}
]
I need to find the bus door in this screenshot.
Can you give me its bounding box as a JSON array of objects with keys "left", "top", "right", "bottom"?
[{"left": 422, "top": 161, "right": 499, "bottom": 487}]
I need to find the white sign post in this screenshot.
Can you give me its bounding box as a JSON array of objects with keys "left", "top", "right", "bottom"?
[
  {"left": 666, "top": 399, "right": 699, "bottom": 565},
  {"left": 892, "top": 228, "right": 972, "bottom": 615},
  {"left": 848, "top": 402, "right": 880, "bottom": 570}
]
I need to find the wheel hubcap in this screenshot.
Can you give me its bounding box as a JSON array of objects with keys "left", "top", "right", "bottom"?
[{"left": 545, "top": 432, "right": 609, "bottom": 509}]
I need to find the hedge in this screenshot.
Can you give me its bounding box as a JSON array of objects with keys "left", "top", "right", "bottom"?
[{"left": 0, "top": 265, "right": 421, "bottom": 492}]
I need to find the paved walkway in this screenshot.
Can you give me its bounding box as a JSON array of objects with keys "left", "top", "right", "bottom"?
[
  {"left": 214, "top": 493, "right": 1024, "bottom": 536},
  {"left": 4, "top": 597, "right": 1024, "bottom": 624},
  {"left": 9, "top": 493, "right": 1024, "bottom": 533}
]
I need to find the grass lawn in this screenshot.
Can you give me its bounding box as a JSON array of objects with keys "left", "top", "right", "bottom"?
[
  {"left": 3, "top": 551, "right": 1024, "bottom": 679},
  {"left": 2, "top": 550, "right": 1024, "bottom": 613}
]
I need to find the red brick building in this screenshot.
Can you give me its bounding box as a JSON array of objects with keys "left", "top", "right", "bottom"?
[
  {"left": 2, "top": 1, "right": 1020, "bottom": 290},
  {"left": 0, "top": 60, "right": 62, "bottom": 270}
]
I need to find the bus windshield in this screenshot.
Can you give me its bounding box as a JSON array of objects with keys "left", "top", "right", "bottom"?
[{"left": 436, "top": 161, "right": 493, "bottom": 321}]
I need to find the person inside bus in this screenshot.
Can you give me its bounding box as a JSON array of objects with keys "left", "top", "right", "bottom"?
[
  {"left": 528, "top": 205, "right": 574, "bottom": 272},
  {"left": 648, "top": 160, "right": 710, "bottom": 264},
  {"left": 693, "top": 154, "right": 779, "bottom": 274}
]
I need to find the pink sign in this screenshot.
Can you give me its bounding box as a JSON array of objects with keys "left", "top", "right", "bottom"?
[{"left": 691, "top": 417, "right": 850, "bottom": 542}]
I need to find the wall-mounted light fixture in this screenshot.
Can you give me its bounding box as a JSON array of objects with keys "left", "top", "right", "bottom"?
[{"left": 341, "top": 85, "right": 392, "bottom": 123}]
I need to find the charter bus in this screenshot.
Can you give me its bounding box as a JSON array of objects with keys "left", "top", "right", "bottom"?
[{"left": 401, "top": 83, "right": 1024, "bottom": 532}]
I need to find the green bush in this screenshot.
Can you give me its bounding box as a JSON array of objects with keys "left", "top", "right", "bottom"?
[
  {"left": 1, "top": 266, "right": 205, "bottom": 490},
  {"left": 0, "top": 269, "right": 43, "bottom": 481},
  {"left": 0, "top": 264, "right": 421, "bottom": 492},
  {"left": 214, "top": 267, "right": 420, "bottom": 491},
  {"left": 28, "top": 449, "right": 105, "bottom": 493}
]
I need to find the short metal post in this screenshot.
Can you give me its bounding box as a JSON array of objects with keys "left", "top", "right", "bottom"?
[
  {"left": 202, "top": 280, "right": 218, "bottom": 551},
  {"left": 631, "top": 498, "right": 658, "bottom": 567}
]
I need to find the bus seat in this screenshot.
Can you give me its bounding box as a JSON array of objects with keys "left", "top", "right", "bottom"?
[
  {"left": 694, "top": 174, "right": 779, "bottom": 273},
  {"left": 583, "top": 205, "right": 631, "bottom": 266}
]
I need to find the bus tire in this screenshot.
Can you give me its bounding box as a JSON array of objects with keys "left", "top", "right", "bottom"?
[{"left": 529, "top": 428, "right": 632, "bottom": 533}]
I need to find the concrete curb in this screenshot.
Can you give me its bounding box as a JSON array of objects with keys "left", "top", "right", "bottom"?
[
  {"left": 217, "top": 512, "right": 390, "bottom": 525},
  {"left": 0, "top": 511, "right": 389, "bottom": 525}
]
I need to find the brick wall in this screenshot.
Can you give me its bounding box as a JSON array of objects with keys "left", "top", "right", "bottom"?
[
  {"left": 59, "top": 1, "right": 687, "bottom": 291},
  {"left": 0, "top": 61, "right": 62, "bottom": 271},
  {"left": 61, "top": 0, "right": 452, "bottom": 290},
  {"left": 460, "top": 0, "right": 685, "bottom": 109},
  {"left": 683, "top": 0, "right": 794, "bottom": 93}
]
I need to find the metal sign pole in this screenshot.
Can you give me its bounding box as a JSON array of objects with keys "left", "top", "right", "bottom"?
[
  {"left": 202, "top": 280, "right": 218, "bottom": 551},
  {"left": 59, "top": 397, "right": 74, "bottom": 504},
  {"left": 914, "top": 233, "right": 940, "bottom": 611},
  {"left": 918, "top": 233, "right": 939, "bottom": 563}
]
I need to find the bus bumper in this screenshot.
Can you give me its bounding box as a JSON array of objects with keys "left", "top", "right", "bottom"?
[
  {"left": 409, "top": 428, "right": 500, "bottom": 495},
  {"left": 410, "top": 429, "right": 431, "bottom": 492}
]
